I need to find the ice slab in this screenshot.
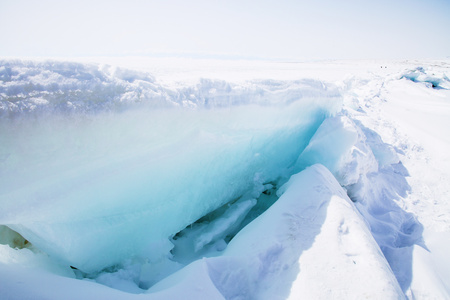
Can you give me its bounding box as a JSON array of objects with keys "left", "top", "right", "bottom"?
[{"left": 0, "top": 61, "right": 341, "bottom": 273}]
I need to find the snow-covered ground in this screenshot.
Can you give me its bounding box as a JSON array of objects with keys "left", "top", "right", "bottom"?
[{"left": 0, "top": 57, "right": 449, "bottom": 299}]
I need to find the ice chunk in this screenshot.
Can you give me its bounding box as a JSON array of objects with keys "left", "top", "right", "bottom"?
[
  {"left": 0, "top": 89, "right": 340, "bottom": 273},
  {"left": 0, "top": 225, "right": 30, "bottom": 249},
  {"left": 172, "top": 198, "right": 256, "bottom": 256}
]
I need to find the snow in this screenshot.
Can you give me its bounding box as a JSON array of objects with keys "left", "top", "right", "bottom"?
[
  {"left": 1, "top": 57, "right": 450, "bottom": 299},
  {"left": 340, "top": 60, "right": 450, "bottom": 298}
]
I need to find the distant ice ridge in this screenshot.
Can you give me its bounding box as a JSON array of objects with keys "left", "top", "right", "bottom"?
[{"left": 400, "top": 66, "right": 450, "bottom": 89}]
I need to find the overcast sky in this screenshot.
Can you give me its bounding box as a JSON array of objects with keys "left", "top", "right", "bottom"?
[{"left": 1, "top": 0, "right": 449, "bottom": 60}]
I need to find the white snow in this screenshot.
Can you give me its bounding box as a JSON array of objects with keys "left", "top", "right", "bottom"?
[{"left": 1, "top": 57, "right": 449, "bottom": 299}]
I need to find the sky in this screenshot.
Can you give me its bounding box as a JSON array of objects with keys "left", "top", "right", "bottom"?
[{"left": 0, "top": 0, "right": 449, "bottom": 60}]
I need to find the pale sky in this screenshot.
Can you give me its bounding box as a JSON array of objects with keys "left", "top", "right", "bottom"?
[{"left": 1, "top": 0, "right": 449, "bottom": 60}]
